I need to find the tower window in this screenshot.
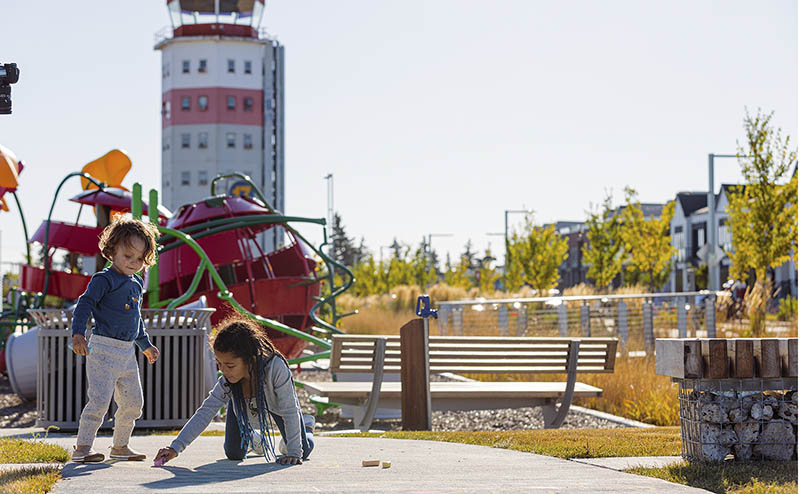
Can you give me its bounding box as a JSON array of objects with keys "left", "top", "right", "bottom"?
[
  {"left": 227, "top": 59, "right": 235, "bottom": 73},
  {"left": 180, "top": 171, "right": 190, "bottom": 186},
  {"left": 244, "top": 61, "right": 252, "bottom": 74},
  {"left": 227, "top": 96, "right": 236, "bottom": 110},
  {"left": 198, "top": 59, "right": 207, "bottom": 73},
  {"left": 181, "top": 96, "right": 191, "bottom": 111},
  {"left": 244, "top": 97, "right": 253, "bottom": 111},
  {"left": 198, "top": 132, "right": 208, "bottom": 149},
  {"left": 181, "top": 134, "right": 190, "bottom": 148},
  {"left": 198, "top": 95, "right": 208, "bottom": 111},
  {"left": 243, "top": 134, "right": 253, "bottom": 149},
  {"left": 226, "top": 133, "right": 236, "bottom": 148},
  {"left": 198, "top": 170, "right": 208, "bottom": 186},
  {"left": 182, "top": 60, "right": 190, "bottom": 73}
]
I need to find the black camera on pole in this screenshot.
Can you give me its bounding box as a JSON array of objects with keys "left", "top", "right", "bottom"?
[{"left": 0, "top": 63, "right": 20, "bottom": 115}]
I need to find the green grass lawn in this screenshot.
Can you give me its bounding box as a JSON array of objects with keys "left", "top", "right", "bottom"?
[
  {"left": 0, "top": 438, "right": 68, "bottom": 494},
  {"left": 333, "top": 427, "right": 797, "bottom": 494}
]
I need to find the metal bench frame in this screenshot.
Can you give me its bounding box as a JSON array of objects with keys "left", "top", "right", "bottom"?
[{"left": 300, "top": 334, "right": 618, "bottom": 431}]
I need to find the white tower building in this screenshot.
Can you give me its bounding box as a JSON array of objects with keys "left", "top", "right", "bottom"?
[{"left": 155, "top": 0, "right": 284, "bottom": 220}]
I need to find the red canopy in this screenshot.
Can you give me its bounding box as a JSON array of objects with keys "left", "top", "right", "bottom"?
[{"left": 69, "top": 187, "right": 172, "bottom": 220}]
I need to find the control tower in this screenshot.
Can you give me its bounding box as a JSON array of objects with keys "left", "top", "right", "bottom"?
[{"left": 154, "top": 0, "right": 284, "bottom": 222}]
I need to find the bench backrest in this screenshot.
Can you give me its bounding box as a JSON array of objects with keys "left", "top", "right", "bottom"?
[{"left": 330, "top": 334, "right": 617, "bottom": 375}]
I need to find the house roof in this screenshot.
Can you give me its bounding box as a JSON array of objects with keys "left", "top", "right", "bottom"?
[{"left": 676, "top": 192, "right": 707, "bottom": 216}]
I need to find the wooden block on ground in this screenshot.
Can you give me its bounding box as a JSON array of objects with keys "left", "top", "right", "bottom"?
[
  {"left": 362, "top": 460, "right": 380, "bottom": 467},
  {"left": 727, "top": 339, "right": 754, "bottom": 378},
  {"left": 754, "top": 339, "right": 782, "bottom": 378}
]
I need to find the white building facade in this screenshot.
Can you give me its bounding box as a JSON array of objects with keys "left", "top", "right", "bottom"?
[{"left": 154, "top": 0, "right": 284, "bottom": 222}]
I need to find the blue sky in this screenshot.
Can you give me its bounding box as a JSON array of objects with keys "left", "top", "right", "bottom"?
[{"left": 0, "top": 0, "right": 796, "bottom": 268}]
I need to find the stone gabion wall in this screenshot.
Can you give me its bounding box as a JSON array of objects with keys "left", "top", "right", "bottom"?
[{"left": 679, "top": 384, "right": 798, "bottom": 462}]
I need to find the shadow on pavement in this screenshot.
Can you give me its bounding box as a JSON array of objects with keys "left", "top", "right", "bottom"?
[{"left": 140, "top": 459, "right": 296, "bottom": 490}]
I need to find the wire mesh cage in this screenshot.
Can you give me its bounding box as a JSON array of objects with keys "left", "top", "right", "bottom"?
[{"left": 678, "top": 378, "right": 798, "bottom": 462}]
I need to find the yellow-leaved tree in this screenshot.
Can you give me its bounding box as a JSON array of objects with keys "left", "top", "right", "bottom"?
[
  {"left": 726, "top": 109, "right": 797, "bottom": 336},
  {"left": 619, "top": 187, "right": 676, "bottom": 292},
  {"left": 506, "top": 215, "right": 568, "bottom": 294}
]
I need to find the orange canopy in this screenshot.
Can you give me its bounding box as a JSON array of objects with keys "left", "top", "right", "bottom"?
[
  {"left": 0, "top": 144, "right": 21, "bottom": 189},
  {"left": 81, "top": 149, "right": 132, "bottom": 190}
]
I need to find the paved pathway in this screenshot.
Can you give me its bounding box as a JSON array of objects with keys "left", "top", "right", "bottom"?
[{"left": 2, "top": 434, "right": 706, "bottom": 494}]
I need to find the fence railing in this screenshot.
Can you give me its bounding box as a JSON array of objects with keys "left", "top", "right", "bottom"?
[{"left": 436, "top": 291, "right": 718, "bottom": 354}]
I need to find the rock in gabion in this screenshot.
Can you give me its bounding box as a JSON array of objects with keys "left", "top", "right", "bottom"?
[
  {"left": 751, "top": 403, "right": 774, "bottom": 421},
  {"left": 734, "top": 422, "right": 760, "bottom": 444},
  {"left": 778, "top": 402, "right": 798, "bottom": 424},
  {"left": 702, "top": 442, "right": 731, "bottom": 462},
  {"left": 701, "top": 403, "right": 725, "bottom": 423},
  {"left": 753, "top": 422, "right": 796, "bottom": 461},
  {"left": 733, "top": 444, "right": 753, "bottom": 461},
  {"left": 729, "top": 407, "right": 747, "bottom": 423}
]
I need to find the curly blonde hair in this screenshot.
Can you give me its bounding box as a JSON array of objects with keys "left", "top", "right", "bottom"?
[{"left": 98, "top": 217, "right": 160, "bottom": 267}]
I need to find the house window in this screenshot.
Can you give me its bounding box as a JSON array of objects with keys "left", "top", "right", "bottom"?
[
  {"left": 243, "top": 134, "right": 253, "bottom": 149},
  {"left": 198, "top": 59, "right": 207, "bottom": 73},
  {"left": 227, "top": 96, "right": 236, "bottom": 110},
  {"left": 244, "top": 97, "right": 253, "bottom": 111},
  {"left": 181, "top": 96, "right": 191, "bottom": 111},
  {"left": 198, "top": 132, "right": 208, "bottom": 149},
  {"left": 198, "top": 95, "right": 208, "bottom": 111},
  {"left": 227, "top": 59, "right": 235, "bottom": 73},
  {"left": 198, "top": 170, "right": 208, "bottom": 186},
  {"left": 182, "top": 60, "right": 190, "bottom": 73},
  {"left": 244, "top": 60, "right": 252, "bottom": 74},
  {"left": 180, "top": 171, "right": 190, "bottom": 186},
  {"left": 181, "top": 133, "right": 190, "bottom": 148},
  {"left": 226, "top": 133, "right": 235, "bottom": 148}
]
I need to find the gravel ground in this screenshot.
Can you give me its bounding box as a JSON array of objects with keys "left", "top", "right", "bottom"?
[
  {"left": 0, "top": 369, "right": 628, "bottom": 432},
  {"left": 0, "top": 373, "right": 37, "bottom": 428},
  {"left": 293, "top": 368, "right": 628, "bottom": 432}
]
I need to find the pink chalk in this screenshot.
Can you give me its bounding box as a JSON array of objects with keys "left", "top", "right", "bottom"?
[{"left": 154, "top": 458, "right": 165, "bottom": 467}]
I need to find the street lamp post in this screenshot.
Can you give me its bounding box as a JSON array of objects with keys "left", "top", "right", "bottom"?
[
  {"left": 425, "top": 233, "right": 453, "bottom": 271},
  {"left": 324, "top": 173, "right": 334, "bottom": 256}
]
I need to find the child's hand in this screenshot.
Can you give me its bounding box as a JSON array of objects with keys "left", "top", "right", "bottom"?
[
  {"left": 277, "top": 455, "right": 302, "bottom": 465},
  {"left": 71, "top": 334, "right": 89, "bottom": 356},
  {"left": 154, "top": 447, "right": 177, "bottom": 466},
  {"left": 143, "top": 346, "right": 159, "bottom": 364}
]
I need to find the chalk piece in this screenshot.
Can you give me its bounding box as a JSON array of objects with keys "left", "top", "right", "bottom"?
[
  {"left": 153, "top": 458, "right": 165, "bottom": 467},
  {"left": 362, "top": 459, "right": 380, "bottom": 467},
  {"left": 382, "top": 461, "right": 391, "bottom": 468}
]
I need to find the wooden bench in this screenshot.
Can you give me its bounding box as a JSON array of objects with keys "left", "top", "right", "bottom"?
[{"left": 298, "top": 334, "right": 618, "bottom": 431}]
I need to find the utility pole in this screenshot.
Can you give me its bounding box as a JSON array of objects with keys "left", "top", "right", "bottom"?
[{"left": 324, "top": 173, "right": 334, "bottom": 257}]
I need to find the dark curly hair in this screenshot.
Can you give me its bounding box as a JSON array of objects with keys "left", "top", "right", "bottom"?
[
  {"left": 98, "top": 217, "right": 159, "bottom": 267},
  {"left": 210, "top": 316, "right": 280, "bottom": 363}
]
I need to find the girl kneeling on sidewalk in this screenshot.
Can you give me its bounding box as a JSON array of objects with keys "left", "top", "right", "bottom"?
[{"left": 154, "top": 317, "right": 314, "bottom": 465}]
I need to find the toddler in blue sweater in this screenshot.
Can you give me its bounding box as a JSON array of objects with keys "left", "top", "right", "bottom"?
[{"left": 70, "top": 217, "right": 161, "bottom": 463}]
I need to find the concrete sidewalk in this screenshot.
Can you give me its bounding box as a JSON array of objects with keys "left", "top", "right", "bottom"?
[{"left": 7, "top": 433, "right": 705, "bottom": 494}]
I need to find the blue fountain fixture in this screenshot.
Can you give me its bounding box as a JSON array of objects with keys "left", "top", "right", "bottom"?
[{"left": 415, "top": 295, "right": 438, "bottom": 319}]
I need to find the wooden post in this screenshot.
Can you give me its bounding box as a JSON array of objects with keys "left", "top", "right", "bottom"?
[
  {"left": 617, "top": 301, "right": 628, "bottom": 346},
  {"left": 557, "top": 304, "right": 568, "bottom": 337},
  {"left": 727, "top": 339, "right": 754, "bottom": 378},
  {"left": 580, "top": 303, "right": 590, "bottom": 337},
  {"left": 400, "top": 318, "right": 431, "bottom": 431},
  {"left": 754, "top": 339, "right": 781, "bottom": 378}
]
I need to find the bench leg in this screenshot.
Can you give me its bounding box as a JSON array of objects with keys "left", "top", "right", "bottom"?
[
  {"left": 354, "top": 338, "right": 387, "bottom": 432},
  {"left": 541, "top": 400, "right": 572, "bottom": 429},
  {"left": 542, "top": 340, "right": 580, "bottom": 429}
]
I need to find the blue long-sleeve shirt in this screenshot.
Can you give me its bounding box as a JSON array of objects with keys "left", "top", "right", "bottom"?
[{"left": 71, "top": 267, "right": 153, "bottom": 351}]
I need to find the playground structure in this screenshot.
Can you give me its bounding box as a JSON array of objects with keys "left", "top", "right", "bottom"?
[{"left": 2, "top": 148, "right": 356, "bottom": 406}]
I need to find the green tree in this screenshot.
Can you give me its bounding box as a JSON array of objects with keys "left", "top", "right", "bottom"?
[
  {"left": 619, "top": 188, "right": 676, "bottom": 291},
  {"left": 726, "top": 109, "right": 798, "bottom": 336},
  {"left": 506, "top": 216, "right": 568, "bottom": 294},
  {"left": 583, "top": 193, "right": 624, "bottom": 291},
  {"left": 475, "top": 246, "right": 500, "bottom": 293},
  {"left": 443, "top": 253, "right": 472, "bottom": 289},
  {"left": 330, "top": 212, "right": 367, "bottom": 268}
]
